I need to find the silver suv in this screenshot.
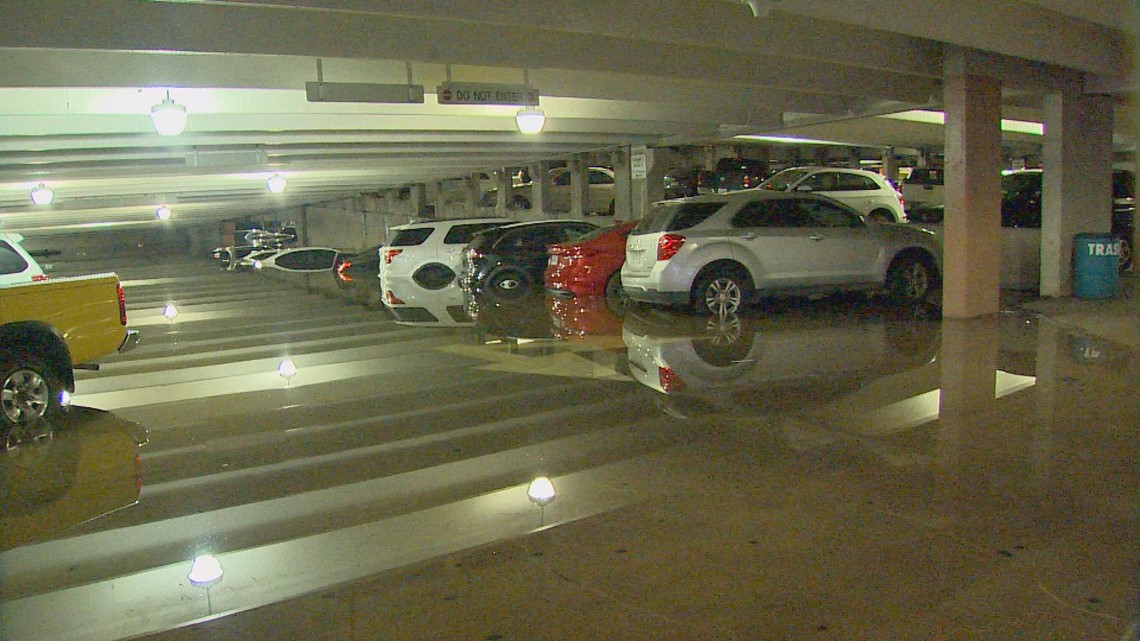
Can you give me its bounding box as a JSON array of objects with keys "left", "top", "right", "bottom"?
[
  {"left": 620, "top": 191, "right": 941, "bottom": 315},
  {"left": 759, "top": 166, "right": 907, "bottom": 223},
  {"left": 380, "top": 217, "right": 512, "bottom": 293}
]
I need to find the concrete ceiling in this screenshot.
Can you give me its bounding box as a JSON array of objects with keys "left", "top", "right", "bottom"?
[{"left": 0, "top": 0, "right": 1135, "bottom": 233}]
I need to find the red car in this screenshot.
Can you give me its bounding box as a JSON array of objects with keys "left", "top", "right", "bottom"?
[{"left": 544, "top": 221, "right": 637, "bottom": 299}]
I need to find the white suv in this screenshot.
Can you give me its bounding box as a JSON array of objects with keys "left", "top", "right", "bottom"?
[
  {"left": 759, "top": 166, "right": 907, "bottom": 223},
  {"left": 380, "top": 217, "right": 512, "bottom": 296},
  {"left": 0, "top": 233, "right": 48, "bottom": 287},
  {"left": 621, "top": 191, "right": 941, "bottom": 315}
]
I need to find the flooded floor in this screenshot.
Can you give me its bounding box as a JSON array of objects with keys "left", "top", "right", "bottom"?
[{"left": 2, "top": 260, "right": 1136, "bottom": 641}]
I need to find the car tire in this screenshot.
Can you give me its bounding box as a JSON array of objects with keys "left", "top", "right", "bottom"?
[
  {"left": 869, "top": 208, "right": 895, "bottom": 223},
  {"left": 692, "top": 314, "right": 755, "bottom": 367},
  {"left": 509, "top": 195, "right": 531, "bottom": 211},
  {"left": 603, "top": 270, "right": 631, "bottom": 313},
  {"left": 488, "top": 268, "right": 531, "bottom": 300},
  {"left": 1, "top": 353, "right": 63, "bottom": 448},
  {"left": 691, "top": 263, "right": 751, "bottom": 316},
  {"left": 886, "top": 253, "right": 938, "bottom": 303}
]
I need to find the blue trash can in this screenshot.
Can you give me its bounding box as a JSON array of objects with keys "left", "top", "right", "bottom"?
[{"left": 1072, "top": 232, "right": 1119, "bottom": 299}]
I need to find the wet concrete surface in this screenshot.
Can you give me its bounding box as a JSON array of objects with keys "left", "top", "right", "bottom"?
[{"left": 1, "top": 259, "right": 1136, "bottom": 640}]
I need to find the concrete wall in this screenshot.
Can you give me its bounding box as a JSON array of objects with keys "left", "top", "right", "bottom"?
[{"left": 918, "top": 224, "right": 1042, "bottom": 291}]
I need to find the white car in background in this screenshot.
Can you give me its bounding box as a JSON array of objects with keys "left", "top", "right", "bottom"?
[
  {"left": 0, "top": 233, "right": 48, "bottom": 286},
  {"left": 381, "top": 217, "right": 513, "bottom": 293},
  {"left": 759, "top": 166, "right": 907, "bottom": 223}
]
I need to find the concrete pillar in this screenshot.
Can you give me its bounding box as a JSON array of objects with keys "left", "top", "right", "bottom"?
[
  {"left": 409, "top": 183, "right": 427, "bottom": 220},
  {"left": 569, "top": 156, "right": 588, "bottom": 217},
  {"left": 428, "top": 181, "right": 445, "bottom": 219},
  {"left": 942, "top": 70, "right": 1003, "bottom": 318},
  {"left": 1040, "top": 91, "right": 1115, "bottom": 297},
  {"left": 464, "top": 173, "right": 481, "bottom": 215},
  {"left": 630, "top": 146, "right": 652, "bottom": 219},
  {"left": 495, "top": 168, "right": 511, "bottom": 216},
  {"left": 611, "top": 147, "right": 632, "bottom": 220},
  {"left": 881, "top": 147, "right": 899, "bottom": 186},
  {"left": 529, "top": 161, "right": 550, "bottom": 216}
]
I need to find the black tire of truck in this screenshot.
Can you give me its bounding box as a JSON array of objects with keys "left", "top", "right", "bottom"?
[{"left": 1, "top": 353, "right": 64, "bottom": 446}]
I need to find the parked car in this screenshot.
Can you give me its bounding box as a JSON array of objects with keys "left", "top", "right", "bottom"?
[
  {"left": 253, "top": 247, "right": 339, "bottom": 272},
  {"left": 483, "top": 167, "right": 616, "bottom": 215},
  {"left": 663, "top": 168, "right": 718, "bottom": 199},
  {"left": 759, "top": 166, "right": 907, "bottom": 223},
  {"left": 461, "top": 220, "right": 599, "bottom": 299},
  {"left": 714, "top": 157, "right": 769, "bottom": 191},
  {"left": 1001, "top": 168, "right": 1133, "bottom": 272},
  {"left": 334, "top": 244, "right": 384, "bottom": 306},
  {"left": 381, "top": 218, "right": 512, "bottom": 293},
  {"left": 900, "top": 167, "right": 944, "bottom": 209},
  {"left": 620, "top": 191, "right": 942, "bottom": 316},
  {"left": 545, "top": 221, "right": 637, "bottom": 300},
  {"left": 0, "top": 233, "right": 48, "bottom": 286}
]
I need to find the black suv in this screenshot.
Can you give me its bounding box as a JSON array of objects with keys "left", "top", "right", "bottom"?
[{"left": 460, "top": 220, "right": 598, "bottom": 299}]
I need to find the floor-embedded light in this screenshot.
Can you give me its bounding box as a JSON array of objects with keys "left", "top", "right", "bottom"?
[
  {"left": 278, "top": 358, "right": 298, "bottom": 384},
  {"left": 151, "top": 91, "right": 188, "bottom": 136},
  {"left": 155, "top": 204, "right": 172, "bottom": 221},
  {"left": 188, "top": 554, "right": 224, "bottom": 588},
  {"left": 515, "top": 107, "right": 546, "bottom": 134},
  {"left": 266, "top": 174, "right": 287, "bottom": 193},
  {"left": 162, "top": 303, "right": 179, "bottom": 321},
  {"left": 30, "top": 183, "right": 54, "bottom": 205},
  {"left": 528, "top": 476, "right": 556, "bottom": 526}
]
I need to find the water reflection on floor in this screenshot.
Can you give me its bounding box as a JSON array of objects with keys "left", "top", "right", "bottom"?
[{"left": 1, "top": 261, "right": 1136, "bottom": 641}]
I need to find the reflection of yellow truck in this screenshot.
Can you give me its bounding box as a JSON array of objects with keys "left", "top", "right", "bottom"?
[{"left": 0, "top": 272, "right": 139, "bottom": 441}]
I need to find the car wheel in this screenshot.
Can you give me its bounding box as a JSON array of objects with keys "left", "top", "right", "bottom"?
[
  {"left": 691, "top": 313, "right": 755, "bottom": 367},
  {"left": 886, "top": 253, "right": 937, "bottom": 303},
  {"left": 1119, "top": 237, "right": 1133, "bottom": 273},
  {"left": 488, "top": 268, "right": 531, "bottom": 299},
  {"left": 509, "top": 195, "right": 531, "bottom": 211},
  {"left": 691, "top": 264, "right": 751, "bottom": 316},
  {"left": 869, "top": 208, "right": 895, "bottom": 223},
  {"left": 1, "top": 353, "right": 63, "bottom": 448}
]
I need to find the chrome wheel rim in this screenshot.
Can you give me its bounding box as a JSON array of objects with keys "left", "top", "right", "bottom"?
[
  {"left": 704, "top": 278, "right": 742, "bottom": 316},
  {"left": 2, "top": 368, "right": 50, "bottom": 425},
  {"left": 899, "top": 262, "right": 930, "bottom": 300}
]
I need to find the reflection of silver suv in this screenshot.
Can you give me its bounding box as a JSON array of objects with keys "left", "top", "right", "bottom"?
[
  {"left": 621, "top": 191, "right": 941, "bottom": 315},
  {"left": 380, "top": 217, "right": 512, "bottom": 292},
  {"left": 760, "top": 166, "right": 907, "bottom": 223}
]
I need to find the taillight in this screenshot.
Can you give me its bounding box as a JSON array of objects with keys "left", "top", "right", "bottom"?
[
  {"left": 117, "top": 283, "right": 128, "bottom": 326},
  {"left": 657, "top": 234, "right": 686, "bottom": 261},
  {"left": 383, "top": 248, "right": 402, "bottom": 265},
  {"left": 32, "top": 274, "right": 49, "bottom": 282},
  {"left": 659, "top": 367, "right": 685, "bottom": 392},
  {"left": 336, "top": 260, "right": 353, "bottom": 282}
]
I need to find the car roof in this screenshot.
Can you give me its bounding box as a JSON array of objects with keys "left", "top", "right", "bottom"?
[
  {"left": 390, "top": 216, "right": 513, "bottom": 230},
  {"left": 780, "top": 165, "right": 882, "bottom": 176}
]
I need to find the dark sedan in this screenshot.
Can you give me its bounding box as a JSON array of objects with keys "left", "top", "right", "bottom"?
[{"left": 460, "top": 220, "right": 599, "bottom": 299}]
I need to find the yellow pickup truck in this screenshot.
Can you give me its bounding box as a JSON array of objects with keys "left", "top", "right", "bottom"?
[{"left": 0, "top": 239, "right": 138, "bottom": 445}]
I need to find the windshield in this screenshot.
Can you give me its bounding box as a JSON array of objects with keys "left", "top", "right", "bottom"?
[{"left": 759, "top": 168, "right": 809, "bottom": 191}]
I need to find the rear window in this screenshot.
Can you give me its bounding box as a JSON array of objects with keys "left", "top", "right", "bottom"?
[
  {"left": 634, "top": 201, "right": 725, "bottom": 233},
  {"left": 389, "top": 227, "right": 434, "bottom": 247},
  {"left": 0, "top": 241, "right": 29, "bottom": 275},
  {"left": 443, "top": 222, "right": 504, "bottom": 245},
  {"left": 759, "top": 168, "right": 809, "bottom": 191},
  {"left": 904, "top": 168, "right": 944, "bottom": 186}
]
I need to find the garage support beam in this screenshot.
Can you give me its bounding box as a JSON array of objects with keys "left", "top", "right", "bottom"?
[
  {"left": 942, "top": 70, "right": 1002, "bottom": 318},
  {"left": 569, "top": 157, "right": 588, "bottom": 217},
  {"left": 612, "top": 147, "right": 632, "bottom": 220},
  {"left": 1040, "top": 91, "right": 1115, "bottom": 297}
]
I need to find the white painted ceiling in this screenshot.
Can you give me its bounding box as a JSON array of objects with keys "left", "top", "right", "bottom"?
[{"left": 0, "top": 0, "right": 1135, "bottom": 233}]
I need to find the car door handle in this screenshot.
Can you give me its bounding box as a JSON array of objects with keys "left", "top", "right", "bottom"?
[
  {"left": 809, "top": 235, "right": 825, "bottom": 241},
  {"left": 740, "top": 233, "right": 757, "bottom": 240}
]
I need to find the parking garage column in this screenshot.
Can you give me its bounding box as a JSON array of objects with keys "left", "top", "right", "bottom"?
[
  {"left": 409, "top": 183, "right": 427, "bottom": 220},
  {"left": 942, "top": 56, "right": 1003, "bottom": 318},
  {"left": 495, "top": 168, "right": 512, "bottom": 215},
  {"left": 1040, "top": 91, "right": 1114, "bottom": 297},
  {"left": 569, "top": 156, "right": 588, "bottom": 217},
  {"left": 881, "top": 147, "right": 899, "bottom": 187},
  {"left": 611, "top": 147, "right": 632, "bottom": 220},
  {"left": 529, "top": 161, "right": 550, "bottom": 216}
]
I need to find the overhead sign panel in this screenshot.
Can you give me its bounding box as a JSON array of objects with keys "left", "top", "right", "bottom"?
[
  {"left": 306, "top": 82, "right": 425, "bottom": 104},
  {"left": 436, "top": 82, "right": 539, "bottom": 106}
]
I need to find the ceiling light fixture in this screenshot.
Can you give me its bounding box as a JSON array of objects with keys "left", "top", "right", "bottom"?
[
  {"left": 151, "top": 90, "right": 188, "bottom": 136},
  {"left": 30, "top": 183, "right": 54, "bottom": 205},
  {"left": 267, "top": 174, "right": 287, "bottom": 193},
  {"left": 155, "top": 204, "right": 172, "bottom": 221},
  {"left": 515, "top": 107, "right": 546, "bottom": 135}
]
